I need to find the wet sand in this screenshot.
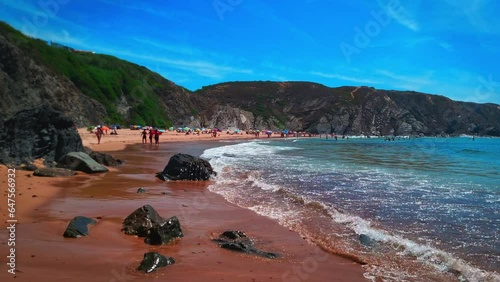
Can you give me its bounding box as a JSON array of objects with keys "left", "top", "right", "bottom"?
[{"left": 0, "top": 137, "right": 365, "bottom": 281}]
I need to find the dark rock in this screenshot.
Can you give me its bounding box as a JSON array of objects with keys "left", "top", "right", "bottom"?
[
  {"left": 221, "top": 230, "right": 247, "bottom": 240},
  {"left": 84, "top": 147, "right": 123, "bottom": 166},
  {"left": 213, "top": 230, "right": 279, "bottom": 259},
  {"left": 145, "top": 216, "right": 183, "bottom": 245},
  {"left": 57, "top": 152, "right": 108, "bottom": 173},
  {"left": 122, "top": 205, "right": 165, "bottom": 237},
  {"left": 358, "top": 234, "right": 374, "bottom": 248},
  {"left": 18, "top": 163, "right": 38, "bottom": 171},
  {"left": 33, "top": 167, "right": 75, "bottom": 177},
  {"left": 63, "top": 216, "right": 97, "bottom": 238},
  {"left": 156, "top": 153, "right": 216, "bottom": 181},
  {"left": 137, "top": 187, "right": 147, "bottom": 193},
  {"left": 0, "top": 107, "right": 84, "bottom": 165},
  {"left": 137, "top": 252, "right": 175, "bottom": 273}
]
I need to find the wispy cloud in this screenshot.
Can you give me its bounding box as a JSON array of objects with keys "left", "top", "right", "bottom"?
[
  {"left": 375, "top": 69, "right": 433, "bottom": 89},
  {"left": 438, "top": 41, "right": 453, "bottom": 51},
  {"left": 43, "top": 29, "right": 88, "bottom": 47},
  {"left": 242, "top": 2, "right": 321, "bottom": 47},
  {"left": 379, "top": 0, "right": 420, "bottom": 31},
  {"left": 442, "top": 0, "right": 498, "bottom": 34},
  {"left": 94, "top": 47, "right": 252, "bottom": 79},
  {"left": 310, "top": 71, "right": 380, "bottom": 85},
  {"left": 132, "top": 37, "right": 202, "bottom": 56},
  {"left": 96, "top": 0, "right": 214, "bottom": 24},
  {"left": 0, "top": 0, "right": 40, "bottom": 15}
]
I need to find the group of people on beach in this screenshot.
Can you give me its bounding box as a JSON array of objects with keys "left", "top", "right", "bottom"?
[{"left": 141, "top": 128, "right": 161, "bottom": 145}]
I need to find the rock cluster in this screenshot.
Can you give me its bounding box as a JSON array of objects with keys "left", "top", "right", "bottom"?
[{"left": 122, "top": 205, "right": 183, "bottom": 245}]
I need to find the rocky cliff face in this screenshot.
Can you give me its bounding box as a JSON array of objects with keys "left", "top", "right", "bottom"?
[
  {"left": 0, "top": 107, "right": 84, "bottom": 165},
  {"left": 0, "top": 29, "right": 106, "bottom": 126},
  {"left": 196, "top": 83, "right": 500, "bottom": 136}
]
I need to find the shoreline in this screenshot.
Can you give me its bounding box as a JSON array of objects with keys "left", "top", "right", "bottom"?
[
  {"left": 0, "top": 135, "right": 366, "bottom": 281},
  {"left": 79, "top": 127, "right": 287, "bottom": 152}
]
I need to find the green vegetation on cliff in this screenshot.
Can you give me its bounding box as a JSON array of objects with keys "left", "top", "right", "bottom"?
[{"left": 0, "top": 21, "right": 184, "bottom": 127}]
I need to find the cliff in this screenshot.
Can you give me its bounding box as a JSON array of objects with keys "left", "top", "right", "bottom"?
[{"left": 195, "top": 82, "right": 500, "bottom": 136}]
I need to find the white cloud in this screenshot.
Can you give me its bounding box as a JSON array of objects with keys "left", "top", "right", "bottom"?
[
  {"left": 375, "top": 69, "right": 435, "bottom": 91},
  {"left": 380, "top": 0, "right": 420, "bottom": 31},
  {"left": 438, "top": 41, "right": 453, "bottom": 51},
  {"left": 42, "top": 29, "right": 87, "bottom": 48},
  {"left": 94, "top": 47, "right": 252, "bottom": 79},
  {"left": 0, "top": 0, "right": 40, "bottom": 15},
  {"left": 310, "top": 71, "right": 380, "bottom": 84}
]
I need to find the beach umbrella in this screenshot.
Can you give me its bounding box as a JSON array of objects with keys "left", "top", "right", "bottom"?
[
  {"left": 168, "top": 127, "right": 174, "bottom": 131},
  {"left": 101, "top": 125, "right": 110, "bottom": 131},
  {"left": 183, "top": 126, "right": 190, "bottom": 131}
]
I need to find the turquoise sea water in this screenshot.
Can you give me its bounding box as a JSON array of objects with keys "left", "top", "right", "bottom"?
[{"left": 201, "top": 137, "right": 500, "bottom": 281}]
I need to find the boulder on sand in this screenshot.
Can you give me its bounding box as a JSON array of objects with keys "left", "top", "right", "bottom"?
[
  {"left": 122, "top": 205, "right": 165, "bottom": 237},
  {"left": 137, "top": 252, "right": 175, "bottom": 273},
  {"left": 156, "top": 153, "right": 216, "bottom": 181},
  {"left": 84, "top": 147, "right": 123, "bottom": 166},
  {"left": 213, "top": 230, "right": 279, "bottom": 259},
  {"left": 144, "top": 216, "right": 183, "bottom": 245},
  {"left": 57, "top": 152, "right": 108, "bottom": 173},
  {"left": 33, "top": 167, "right": 76, "bottom": 177},
  {"left": 63, "top": 216, "right": 97, "bottom": 238}
]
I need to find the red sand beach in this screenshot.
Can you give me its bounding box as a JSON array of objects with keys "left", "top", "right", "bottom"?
[{"left": 0, "top": 129, "right": 366, "bottom": 281}]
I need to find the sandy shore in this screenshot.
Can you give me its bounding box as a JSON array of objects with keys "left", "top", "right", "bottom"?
[
  {"left": 79, "top": 128, "right": 278, "bottom": 152},
  {"left": 0, "top": 130, "right": 365, "bottom": 281}
]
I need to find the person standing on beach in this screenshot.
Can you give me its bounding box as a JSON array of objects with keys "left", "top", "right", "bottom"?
[
  {"left": 95, "top": 125, "right": 103, "bottom": 144},
  {"left": 154, "top": 129, "right": 160, "bottom": 145},
  {"left": 149, "top": 129, "right": 153, "bottom": 144},
  {"left": 141, "top": 129, "right": 147, "bottom": 144}
]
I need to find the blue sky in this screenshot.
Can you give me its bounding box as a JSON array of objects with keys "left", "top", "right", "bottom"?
[{"left": 1, "top": 0, "right": 499, "bottom": 104}]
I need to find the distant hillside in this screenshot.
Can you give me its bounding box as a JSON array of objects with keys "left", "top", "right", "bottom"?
[
  {"left": 1, "top": 22, "right": 499, "bottom": 136},
  {"left": 196, "top": 82, "right": 500, "bottom": 136},
  {"left": 0, "top": 21, "right": 202, "bottom": 127}
]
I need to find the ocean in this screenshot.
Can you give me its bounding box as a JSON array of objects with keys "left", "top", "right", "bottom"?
[{"left": 200, "top": 136, "right": 500, "bottom": 281}]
